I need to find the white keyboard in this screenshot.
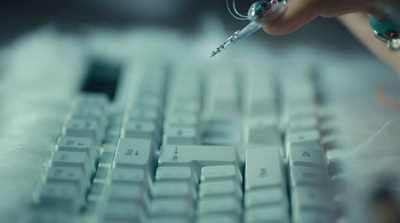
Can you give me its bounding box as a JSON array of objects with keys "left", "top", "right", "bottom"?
[{"left": 22, "top": 60, "right": 336, "bottom": 223}]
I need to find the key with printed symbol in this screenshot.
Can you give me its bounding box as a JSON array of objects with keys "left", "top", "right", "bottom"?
[
  {"left": 50, "top": 151, "right": 94, "bottom": 180},
  {"left": 158, "top": 145, "right": 238, "bottom": 180},
  {"left": 56, "top": 136, "right": 98, "bottom": 167},
  {"left": 289, "top": 147, "right": 327, "bottom": 170},
  {"left": 245, "top": 147, "right": 285, "bottom": 191},
  {"left": 113, "top": 138, "right": 155, "bottom": 174}
]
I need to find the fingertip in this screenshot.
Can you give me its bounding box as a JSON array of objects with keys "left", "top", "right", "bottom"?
[{"left": 262, "top": 0, "right": 320, "bottom": 35}]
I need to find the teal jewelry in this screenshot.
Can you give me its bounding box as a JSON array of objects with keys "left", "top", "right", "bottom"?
[{"left": 370, "top": 4, "right": 400, "bottom": 51}]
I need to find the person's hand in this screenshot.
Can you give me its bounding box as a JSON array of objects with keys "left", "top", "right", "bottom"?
[{"left": 263, "top": 0, "right": 400, "bottom": 74}]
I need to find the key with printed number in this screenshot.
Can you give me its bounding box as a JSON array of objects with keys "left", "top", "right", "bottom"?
[
  {"left": 56, "top": 136, "right": 98, "bottom": 167},
  {"left": 245, "top": 147, "right": 285, "bottom": 191},
  {"left": 113, "top": 138, "right": 155, "bottom": 175},
  {"left": 50, "top": 151, "right": 94, "bottom": 180}
]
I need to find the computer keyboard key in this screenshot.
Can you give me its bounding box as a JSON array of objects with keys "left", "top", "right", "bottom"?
[
  {"left": 21, "top": 211, "right": 74, "bottom": 223},
  {"left": 290, "top": 166, "right": 329, "bottom": 187},
  {"left": 150, "top": 217, "right": 190, "bottom": 223},
  {"left": 158, "top": 145, "right": 238, "bottom": 179},
  {"left": 200, "top": 165, "right": 242, "bottom": 184},
  {"left": 291, "top": 186, "right": 335, "bottom": 215},
  {"left": 286, "top": 129, "right": 321, "bottom": 152},
  {"left": 45, "top": 166, "right": 89, "bottom": 196},
  {"left": 163, "top": 114, "right": 199, "bottom": 128},
  {"left": 244, "top": 205, "right": 289, "bottom": 223},
  {"left": 155, "top": 166, "right": 197, "bottom": 184},
  {"left": 197, "top": 215, "right": 239, "bottom": 223},
  {"left": 72, "top": 93, "right": 109, "bottom": 113},
  {"left": 199, "top": 179, "right": 242, "bottom": 199},
  {"left": 121, "top": 121, "right": 159, "bottom": 144},
  {"left": 246, "top": 118, "right": 281, "bottom": 146},
  {"left": 113, "top": 138, "right": 155, "bottom": 173},
  {"left": 125, "top": 109, "right": 162, "bottom": 130},
  {"left": 37, "top": 183, "right": 81, "bottom": 213},
  {"left": 110, "top": 168, "right": 146, "bottom": 186},
  {"left": 245, "top": 147, "right": 285, "bottom": 191},
  {"left": 244, "top": 187, "right": 287, "bottom": 208},
  {"left": 162, "top": 127, "right": 200, "bottom": 145},
  {"left": 288, "top": 117, "right": 319, "bottom": 132},
  {"left": 289, "top": 147, "right": 327, "bottom": 170},
  {"left": 50, "top": 151, "right": 94, "bottom": 180},
  {"left": 56, "top": 136, "right": 98, "bottom": 166},
  {"left": 68, "top": 106, "right": 107, "bottom": 128},
  {"left": 150, "top": 198, "right": 194, "bottom": 218},
  {"left": 107, "top": 184, "right": 148, "bottom": 206},
  {"left": 103, "top": 202, "right": 146, "bottom": 223},
  {"left": 293, "top": 211, "right": 335, "bottom": 223},
  {"left": 62, "top": 119, "right": 103, "bottom": 143},
  {"left": 197, "top": 196, "right": 242, "bottom": 217},
  {"left": 152, "top": 181, "right": 196, "bottom": 201}
]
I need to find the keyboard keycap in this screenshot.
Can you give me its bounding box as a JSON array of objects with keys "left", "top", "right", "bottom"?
[
  {"left": 62, "top": 119, "right": 103, "bottom": 143},
  {"left": 152, "top": 181, "right": 196, "bottom": 201},
  {"left": 200, "top": 165, "right": 242, "bottom": 184},
  {"left": 158, "top": 145, "right": 238, "bottom": 179},
  {"left": 113, "top": 138, "right": 155, "bottom": 173},
  {"left": 291, "top": 186, "right": 335, "bottom": 216},
  {"left": 289, "top": 147, "right": 327, "bottom": 170},
  {"left": 151, "top": 198, "right": 194, "bottom": 218},
  {"left": 244, "top": 205, "right": 289, "bottom": 223},
  {"left": 197, "top": 196, "right": 242, "bottom": 217},
  {"left": 38, "top": 183, "right": 81, "bottom": 213},
  {"left": 45, "top": 166, "right": 89, "bottom": 196},
  {"left": 50, "top": 151, "right": 94, "bottom": 180},
  {"left": 290, "top": 166, "right": 329, "bottom": 187},
  {"left": 244, "top": 187, "right": 287, "bottom": 208},
  {"left": 56, "top": 136, "right": 98, "bottom": 166},
  {"left": 103, "top": 202, "right": 146, "bottom": 223},
  {"left": 245, "top": 147, "right": 285, "bottom": 191},
  {"left": 199, "top": 180, "right": 242, "bottom": 199}
]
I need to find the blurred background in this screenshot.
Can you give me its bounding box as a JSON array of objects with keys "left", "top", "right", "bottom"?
[{"left": 0, "top": 0, "right": 368, "bottom": 52}]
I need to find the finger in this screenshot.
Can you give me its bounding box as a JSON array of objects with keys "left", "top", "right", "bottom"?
[
  {"left": 263, "top": 0, "right": 376, "bottom": 35},
  {"left": 339, "top": 13, "right": 400, "bottom": 74},
  {"left": 263, "top": 0, "right": 321, "bottom": 35}
]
